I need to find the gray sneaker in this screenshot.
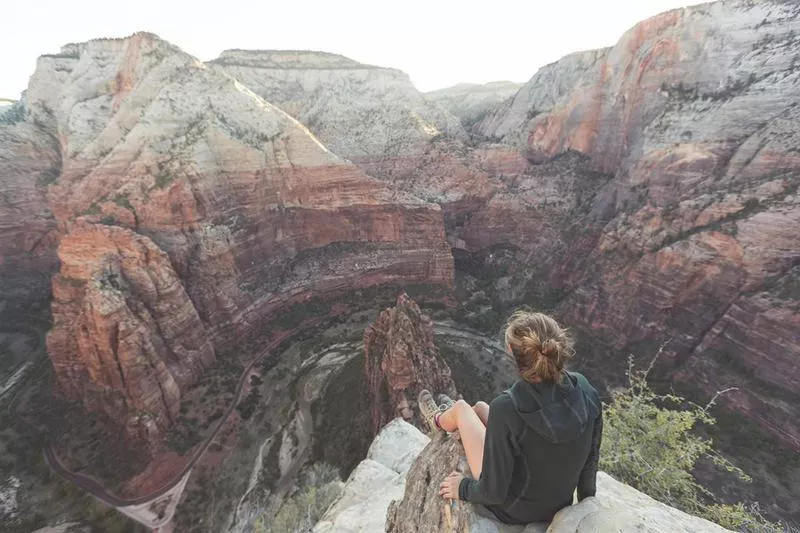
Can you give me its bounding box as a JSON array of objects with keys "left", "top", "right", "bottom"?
[
  {"left": 418, "top": 389, "right": 443, "bottom": 432},
  {"left": 436, "top": 394, "right": 460, "bottom": 440},
  {"left": 437, "top": 394, "right": 455, "bottom": 411}
]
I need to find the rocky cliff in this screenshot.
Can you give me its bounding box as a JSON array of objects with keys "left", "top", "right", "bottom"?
[
  {"left": 0, "top": 102, "right": 60, "bottom": 313},
  {"left": 363, "top": 293, "right": 457, "bottom": 434},
  {"left": 208, "top": 48, "right": 531, "bottom": 229},
  {"left": 316, "top": 419, "right": 733, "bottom": 533},
  {"left": 5, "top": 33, "right": 454, "bottom": 438},
  {"left": 468, "top": 0, "right": 800, "bottom": 453},
  {"left": 1, "top": 0, "right": 798, "bottom": 524},
  {"left": 47, "top": 224, "right": 216, "bottom": 442},
  {"left": 209, "top": 50, "right": 465, "bottom": 181},
  {"left": 425, "top": 81, "right": 523, "bottom": 128}
]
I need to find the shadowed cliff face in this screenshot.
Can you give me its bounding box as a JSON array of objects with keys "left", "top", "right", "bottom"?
[
  {"left": 364, "top": 293, "right": 457, "bottom": 434},
  {"left": 468, "top": 0, "right": 800, "bottom": 453},
  {"left": 3, "top": 33, "right": 454, "bottom": 438},
  {"left": 0, "top": 117, "right": 60, "bottom": 313}
]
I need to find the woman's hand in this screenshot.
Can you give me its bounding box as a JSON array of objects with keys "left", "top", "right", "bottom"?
[{"left": 439, "top": 471, "right": 465, "bottom": 500}]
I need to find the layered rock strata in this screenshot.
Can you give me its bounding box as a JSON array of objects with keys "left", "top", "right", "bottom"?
[
  {"left": 47, "top": 224, "right": 216, "bottom": 441},
  {"left": 209, "top": 49, "right": 526, "bottom": 222},
  {"left": 209, "top": 50, "right": 465, "bottom": 180},
  {"left": 7, "top": 33, "right": 454, "bottom": 438},
  {"left": 364, "top": 293, "right": 457, "bottom": 434},
  {"left": 472, "top": 0, "right": 800, "bottom": 450}
]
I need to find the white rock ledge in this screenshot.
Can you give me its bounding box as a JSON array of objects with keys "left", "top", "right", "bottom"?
[{"left": 315, "top": 419, "right": 733, "bottom": 533}]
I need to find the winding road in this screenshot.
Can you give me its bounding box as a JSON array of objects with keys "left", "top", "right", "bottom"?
[
  {"left": 43, "top": 321, "right": 491, "bottom": 516},
  {"left": 44, "top": 328, "right": 300, "bottom": 508}
]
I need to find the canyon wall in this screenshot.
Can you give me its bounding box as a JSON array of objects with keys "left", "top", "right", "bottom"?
[
  {"left": 0, "top": 106, "right": 60, "bottom": 313},
  {"left": 3, "top": 33, "right": 454, "bottom": 437},
  {"left": 425, "top": 81, "right": 523, "bottom": 128},
  {"left": 476, "top": 1, "right": 800, "bottom": 450},
  {"left": 209, "top": 49, "right": 532, "bottom": 231},
  {"left": 208, "top": 50, "right": 465, "bottom": 182},
  {"left": 2, "top": 0, "right": 797, "bottom": 477}
]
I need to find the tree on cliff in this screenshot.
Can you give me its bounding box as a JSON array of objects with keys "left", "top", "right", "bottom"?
[{"left": 600, "top": 352, "right": 788, "bottom": 532}]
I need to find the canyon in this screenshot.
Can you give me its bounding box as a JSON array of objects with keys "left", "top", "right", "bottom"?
[
  {"left": 0, "top": 0, "right": 798, "bottom": 531},
  {"left": 4, "top": 33, "right": 454, "bottom": 441}
]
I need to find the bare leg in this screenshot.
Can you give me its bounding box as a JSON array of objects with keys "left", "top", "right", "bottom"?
[
  {"left": 472, "top": 401, "right": 490, "bottom": 426},
  {"left": 437, "top": 400, "right": 487, "bottom": 477}
]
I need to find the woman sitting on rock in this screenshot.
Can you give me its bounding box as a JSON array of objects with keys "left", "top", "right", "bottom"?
[{"left": 418, "top": 311, "right": 602, "bottom": 524}]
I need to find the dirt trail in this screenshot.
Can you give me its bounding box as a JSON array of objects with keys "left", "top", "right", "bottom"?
[{"left": 44, "top": 328, "right": 304, "bottom": 508}]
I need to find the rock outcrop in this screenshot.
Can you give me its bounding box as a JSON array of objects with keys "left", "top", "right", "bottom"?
[
  {"left": 47, "top": 224, "right": 216, "bottom": 441},
  {"left": 317, "top": 419, "right": 732, "bottom": 533},
  {"left": 364, "top": 293, "right": 457, "bottom": 434},
  {"left": 4, "top": 33, "right": 454, "bottom": 438},
  {"left": 425, "top": 82, "right": 523, "bottom": 128},
  {"left": 313, "top": 419, "right": 429, "bottom": 533}
]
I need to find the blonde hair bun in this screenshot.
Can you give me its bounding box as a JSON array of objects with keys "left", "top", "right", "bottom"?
[{"left": 504, "top": 311, "right": 574, "bottom": 383}]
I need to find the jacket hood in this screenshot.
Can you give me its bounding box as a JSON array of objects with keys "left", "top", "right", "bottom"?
[{"left": 506, "top": 372, "right": 600, "bottom": 443}]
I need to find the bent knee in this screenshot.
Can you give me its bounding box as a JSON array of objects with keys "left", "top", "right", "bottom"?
[
  {"left": 453, "top": 399, "right": 471, "bottom": 411},
  {"left": 473, "top": 401, "right": 489, "bottom": 410}
]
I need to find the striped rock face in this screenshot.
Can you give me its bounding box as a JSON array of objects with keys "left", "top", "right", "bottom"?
[
  {"left": 2, "top": 33, "right": 454, "bottom": 440},
  {"left": 469, "top": 1, "right": 800, "bottom": 454}
]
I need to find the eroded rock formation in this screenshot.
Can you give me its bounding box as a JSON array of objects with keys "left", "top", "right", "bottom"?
[
  {"left": 209, "top": 49, "right": 527, "bottom": 231},
  {"left": 469, "top": 1, "right": 800, "bottom": 452},
  {"left": 364, "top": 293, "right": 457, "bottom": 434},
  {"left": 4, "top": 33, "right": 454, "bottom": 438},
  {"left": 47, "top": 224, "right": 216, "bottom": 441},
  {"left": 209, "top": 50, "right": 465, "bottom": 180}
]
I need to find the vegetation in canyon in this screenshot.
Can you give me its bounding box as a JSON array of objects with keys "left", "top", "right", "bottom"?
[{"left": 601, "top": 352, "right": 792, "bottom": 532}]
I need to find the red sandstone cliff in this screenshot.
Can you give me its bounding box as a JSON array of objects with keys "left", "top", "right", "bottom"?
[
  {"left": 47, "top": 224, "right": 216, "bottom": 442},
  {"left": 364, "top": 293, "right": 457, "bottom": 434},
  {"left": 474, "top": 1, "right": 800, "bottom": 450},
  {"left": 4, "top": 33, "right": 454, "bottom": 438}
]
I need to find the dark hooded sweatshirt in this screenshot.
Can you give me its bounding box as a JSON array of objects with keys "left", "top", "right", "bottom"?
[{"left": 458, "top": 371, "right": 602, "bottom": 524}]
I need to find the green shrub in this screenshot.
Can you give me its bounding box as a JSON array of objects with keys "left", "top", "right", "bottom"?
[
  {"left": 112, "top": 193, "right": 134, "bottom": 210},
  {"left": 600, "top": 352, "right": 787, "bottom": 532},
  {"left": 0, "top": 101, "right": 25, "bottom": 125}
]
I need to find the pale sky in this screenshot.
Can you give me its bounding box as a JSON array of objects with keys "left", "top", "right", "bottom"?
[{"left": 2, "top": 0, "right": 706, "bottom": 98}]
